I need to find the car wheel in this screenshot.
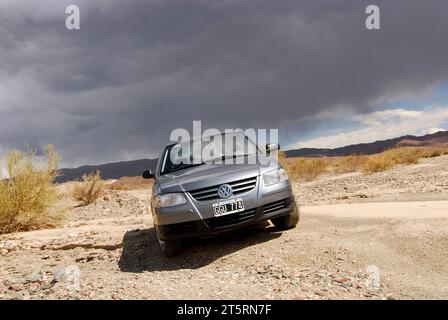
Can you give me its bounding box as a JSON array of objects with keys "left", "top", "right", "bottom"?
[
  {"left": 271, "top": 200, "right": 300, "bottom": 230},
  {"left": 155, "top": 226, "right": 182, "bottom": 256}
]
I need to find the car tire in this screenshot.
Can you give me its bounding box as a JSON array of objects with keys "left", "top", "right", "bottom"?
[
  {"left": 159, "top": 239, "right": 182, "bottom": 257},
  {"left": 271, "top": 200, "right": 300, "bottom": 230},
  {"left": 155, "top": 225, "right": 182, "bottom": 256}
]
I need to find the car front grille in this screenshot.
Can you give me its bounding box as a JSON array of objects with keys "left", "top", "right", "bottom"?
[
  {"left": 262, "top": 198, "right": 292, "bottom": 214},
  {"left": 203, "top": 208, "right": 257, "bottom": 228},
  {"left": 189, "top": 176, "right": 257, "bottom": 201}
]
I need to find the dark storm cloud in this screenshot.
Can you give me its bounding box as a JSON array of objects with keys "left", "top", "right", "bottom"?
[{"left": 1, "top": 0, "right": 448, "bottom": 166}]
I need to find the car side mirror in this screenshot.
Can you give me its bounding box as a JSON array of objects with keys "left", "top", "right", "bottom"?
[
  {"left": 265, "top": 143, "right": 280, "bottom": 155},
  {"left": 142, "top": 169, "right": 154, "bottom": 179}
]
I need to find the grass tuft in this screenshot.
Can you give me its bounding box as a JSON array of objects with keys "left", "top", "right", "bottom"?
[
  {"left": 279, "top": 152, "right": 327, "bottom": 182},
  {"left": 72, "top": 171, "right": 105, "bottom": 206}
]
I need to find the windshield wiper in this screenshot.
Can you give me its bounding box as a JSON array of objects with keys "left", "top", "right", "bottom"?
[
  {"left": 209, "top": 154, "right": 252, "bottom": 162},
  {"left": 162, "top": 162, "right": 205, "bottom": 175}
]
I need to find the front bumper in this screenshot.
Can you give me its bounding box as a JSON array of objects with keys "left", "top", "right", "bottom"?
[
  {"left": 156, "top": 197, "right": 294, "bottom": 240},
  {"left": 153, "top": 179, "right": 295, "bottom": 241}
]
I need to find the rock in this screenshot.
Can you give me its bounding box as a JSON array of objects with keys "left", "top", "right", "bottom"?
[
  {"left": 317, "top": 271, "right": 327, "bottom": 278},
  {"left": 335, "top": 277, "right": 350, "bottom": 284},
  {"left": 0, "top": 248, "right": 9, "bottom": 256},
  {"left": 385, "top": 293, "right": 396, "bottom": 300},
  {"left": 25, "top": 273, "right": 42, "bottom": 284},
  {"left": 273, "top": 271, "right": 283, "bottom": 279},
  {"left": 7, "top": 292, "right": 24, "bottom": 300},
  {"left": 9, "top": 283, "right": 24, "bottom": 291},
  {"left": 0, "top": 241, "right": 18, "bottom": 251},
  {"left": 111, "top": 293, "right": 120, "bottom": 300},
  {"left": 314, "top": 291, "right": 325, "bottom": 296},
  {"left": 41, "top": 282, "right": 53, "bottom": 290},
  {"left": 4, "top": 277, "right": 24, "bottom": 286},
  {"left": 289, "top": 277, "right": 299, "bottom": 286},
  {"left": 53, "top": 265, "right": 81, "bottom": 294},
  {"left": 29, "top": 282, "right": 41, "bottom": 292}
]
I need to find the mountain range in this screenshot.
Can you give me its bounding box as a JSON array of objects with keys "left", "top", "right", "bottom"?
[
  {"left": 56, "top": 130, "right": 448, "bottom": 182},
  {"left": 284, "top": 130, "right": 448, "bottom": 157}
]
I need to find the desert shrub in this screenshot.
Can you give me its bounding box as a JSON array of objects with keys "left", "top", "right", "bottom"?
[
  {"left": 362, "top": 154, "right": 393, "bottom": 174},
  {"left": 279, "top": 146, "right": 448, "bottom": 177},
  {"left": 72, "top": 171, "right": 105, "bottom": 206},
  {"left": 333, "top": 155, "right": 369, "bottom": 173},
  {"left": 278, "top": 152, "right": 327, "bottom": 181},
  {"left": 426, "top": 149, "right": 443, "bottom": 158},
  {"left": 386, "top": 147, "right": 423, "bottom": 164},
  {"left": 0, "top": 145, "right": 63, "bottom": 234},
  {"left": 362, "top": 147, "right": 423, "bottom": 174},
  {"left": 420, "top": 148, "right": 448, "bottom": 158}
]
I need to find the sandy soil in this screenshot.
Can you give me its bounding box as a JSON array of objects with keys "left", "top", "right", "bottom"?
[{"left": 1, "top": 156, "right": 448, "bottom": 300}]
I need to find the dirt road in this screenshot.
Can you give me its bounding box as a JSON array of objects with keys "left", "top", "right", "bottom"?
[
  {"left": 1, "top": 198, "right": 447, "bottom": 300},
  {"left": 304, "top": 201, "right": 448, "bottom": 299},
  {"left": 1, "top": 156, "right": 448, "bottom": 300}
]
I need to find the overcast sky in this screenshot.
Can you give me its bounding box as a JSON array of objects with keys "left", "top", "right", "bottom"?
[{"left": 1, "top": 0, "right": 448, "bottom": 167}]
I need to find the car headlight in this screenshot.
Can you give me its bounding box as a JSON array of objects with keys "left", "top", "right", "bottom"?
[
  {"left": 262, "top": 168, "right": 288, "bottom": 186},
  {"left": 154, "top": 193, "right": 187, "bottom": 208}
]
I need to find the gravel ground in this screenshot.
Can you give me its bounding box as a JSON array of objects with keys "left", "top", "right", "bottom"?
[
  {"left": 1, "top": 155, "right": 448, "bottom": 300},
  {"left": 295, "top": 155, "right": 448, "bottom": 205}
]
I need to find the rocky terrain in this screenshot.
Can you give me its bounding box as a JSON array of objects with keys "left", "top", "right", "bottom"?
[
  {"left": 296, "top": 154, "right": 448, "bottom": 205},
  {"left": 1, "top": 156, "right": 448, "bottom": 300}
]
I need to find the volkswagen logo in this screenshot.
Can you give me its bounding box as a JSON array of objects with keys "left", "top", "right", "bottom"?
[{"left": 217, "top": 184, "right": 233, "bottom": 198}]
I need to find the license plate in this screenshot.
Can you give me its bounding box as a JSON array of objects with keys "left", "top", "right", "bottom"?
[{"left": 212, "top": 198, "right": 245, "bottom": 217}]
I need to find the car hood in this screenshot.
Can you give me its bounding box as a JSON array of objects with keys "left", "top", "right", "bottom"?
[{"left": 157, "top": 157, "right": 278, "bottom": 193}]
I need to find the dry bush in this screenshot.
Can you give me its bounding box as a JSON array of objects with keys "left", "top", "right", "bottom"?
[
  {"left": 386, "top": 147, "right": 423, "bottom": 164},
  {"left": 72, "top": 171, "right": 105, "bottom": 206},
  {"left": 278, "top": 152, "right": 327, "bottom": 182},
  {"left": 362, "top": 147, "right": 424, "bottom": 174},
  {"left": 361, "top": 154, "right": 394, "bottom": 174},
  {"left": 280, "top": 146, "right": 448, "bottom": 178},
  {"left": 0, "top": 145, "right": 63, "bottom": 234},
  {"left": 420, "top": 148, "right": 448, "bottom": 158},
  {"left": 425, "top": 149, "right": 443, "bottom": 158},
  {"left": 333, "top": 155, "right": 369, "bottom": 173}
]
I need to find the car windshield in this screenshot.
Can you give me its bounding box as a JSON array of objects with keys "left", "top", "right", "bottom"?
[{"left": 160, "top": 132, "right": 260, "bottom": 174}]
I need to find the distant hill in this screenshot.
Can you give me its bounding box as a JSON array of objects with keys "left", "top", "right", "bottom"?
[
  {"left": 56, "top": 158, "right": 158, "bottom": 183},
  {"left": 285, "top": 130, "right": 448, "bottom": 158},
  {"left": 56, "top": 130, "right": 448, "bottom": 182}
]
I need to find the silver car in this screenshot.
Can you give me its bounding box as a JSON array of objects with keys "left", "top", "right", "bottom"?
[{"left": 142, "top": 131, "right": 299, "bottom": 256}]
